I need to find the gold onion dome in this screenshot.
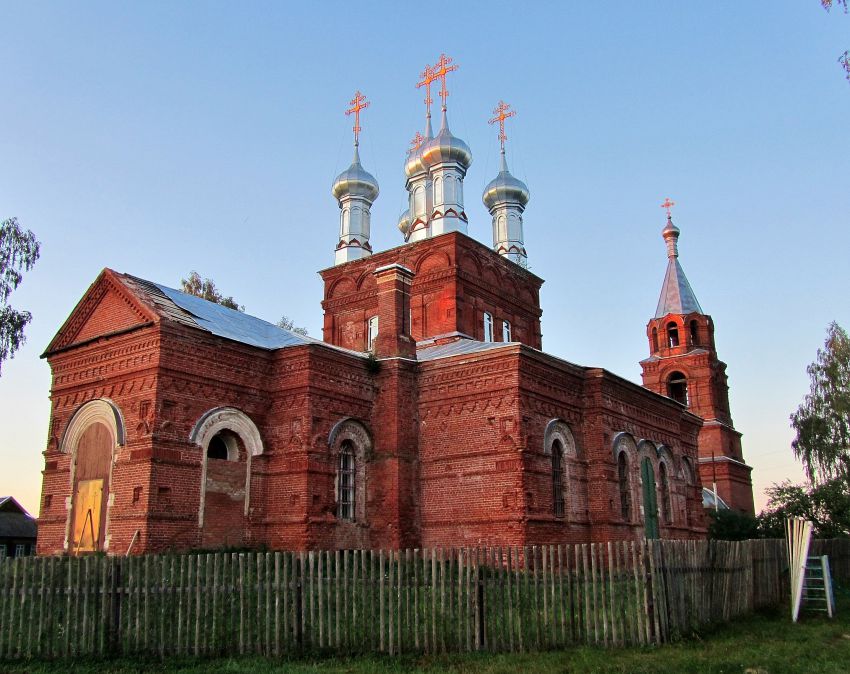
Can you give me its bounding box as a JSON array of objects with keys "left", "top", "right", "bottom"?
[
  {"left": 420, "top": 110, "right": 472, "bottom": 170},
  {"left": 404, "top": 146, "right": 426, "bottom": 179},
  {"left": 332, "top": 145, "right": 379, "bottom": 202},
  {"left": 482, "top": 152, "right": 529, "bottom": 210}
]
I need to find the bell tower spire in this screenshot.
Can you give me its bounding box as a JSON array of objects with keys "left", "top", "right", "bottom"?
[
  {"left": 640, "top": 202, "right": 754, "bottom": 515},
  {"left": 332, "top": 91, "right": 379, "bottom": 265}
]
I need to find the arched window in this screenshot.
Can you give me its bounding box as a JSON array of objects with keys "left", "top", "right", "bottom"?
[
  {"left": 689, "top": 320, "right": 699, "bottom": 345},
  {"left": 434, "top": 177, "right": 443, "bottom": 204},
  {"left": 502, "top": 320, "right": 512, "bottom": 342},
  {"left": 667, "top": 321, "right": 679, "bottom": 347},
  {"left": 413, "top": 186, "right": 425, "bottom": 215},
  {"left": 496, "top": 215, "right": 507, "bottom": 242},
  {"left": 337, "top": 440, "right": 355, "bottom": 521},
  {"left": 552, "top": 440, "right": 565, "bottom": 517},
  {"left": 367, "top": 315, "right": 379, "bottom": 351},
  {"left": 618, "top": 452, "right": 631, "bottom": 521},
  {"left": 667, "top": 371, "right": 688, "bottom": 406},
  {"left": 651, "top": 327, "right": 659, "bottom": 353},
  {"left": 483, "top": 312, "right": 494, "bottom": 342},
  {"left": 659, "top": 462, "right": 672, "bottom": 525},
  {"left": 341, "top": 208, "right": 350, "bottom": 236},
  {"left": 329, "top": 418, "right": 372, "bottom": 527}
]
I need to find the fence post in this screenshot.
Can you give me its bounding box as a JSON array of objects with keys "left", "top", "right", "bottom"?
[
  {"left": 108, "top": 558, "right": 122, "bottom": 653},
  {"left": 476, "top": 553, "right": 485, "bottom": 651}
]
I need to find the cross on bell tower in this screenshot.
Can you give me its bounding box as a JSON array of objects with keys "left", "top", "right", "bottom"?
[{"left": 432, "top": 53, "right": 458, "bottom": 110}]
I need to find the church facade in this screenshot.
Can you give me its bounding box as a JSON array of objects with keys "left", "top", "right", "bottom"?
[{"left": 36, "top": 58, "right": 751, "bottom": 556}]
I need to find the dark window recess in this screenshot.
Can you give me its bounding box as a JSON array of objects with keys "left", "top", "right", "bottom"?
[
  {"left": 667, "top": 322, "right": 679, "bottom": 347},
  {"left": 618, "top": 452, "right": 631, "bottom": 521},
  {"left": 207, "top": 434, "right": 229, "bottom": 460},
  {"left": 668, "top": 371, "right": 688, "bottom": 406},
  {"left": 552, "top": 440, "right": 565, "bottom": 518},
  {"left": 690, "top": 320, "right": 699, "bottom": 345}
]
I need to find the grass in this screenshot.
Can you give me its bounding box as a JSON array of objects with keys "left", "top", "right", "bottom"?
[{"left": 5, "top": 591, "right": 850, "bottom": 673}]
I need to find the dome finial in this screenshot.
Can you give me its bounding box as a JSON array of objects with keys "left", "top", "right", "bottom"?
[
  {"left": 489, "top": 100, "right": 516, "bottom": 154},
  {"left": 660, "top": 197, "right": 680, "bottom": 258},
  {"left": 345, "top": 90, "right": 370, "bottom": 147},
  {"left": 416, "top": 64, "right": 437, "bottom": 139},
  {"left": 432, "top": 53, "right": 458, "bottom": 113}
]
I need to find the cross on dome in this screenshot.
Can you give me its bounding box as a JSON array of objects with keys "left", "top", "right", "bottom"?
[
  {"left": 345, "top": 91, "right": 370, "bottom": 146},
  {"left": 409, "top": 131, "right": 424, "bottom": 152},
  {"left": 489, "top": 100, "right": 516, "bottom": 151},
  {"left": 661, "top": 197, "right": 676, "bottom": 217},
  {"left": 431, "top": 53, "right": 459, "bottom": 110},
  {"left": 416, "top": 65, "right": 437, "bottom": 117}
]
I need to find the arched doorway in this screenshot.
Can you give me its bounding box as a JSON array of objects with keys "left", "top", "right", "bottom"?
[
  {"left": 641, "top": 457, "right": 659, "bottom": 540},
  {"left": 72, "top": 422, "right": 113, "bottom": 552}
]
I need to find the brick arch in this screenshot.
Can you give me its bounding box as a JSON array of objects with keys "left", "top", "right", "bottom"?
[
  {"left": 328, "top": 418, "right": 371, "bottom": 539},
  {"left": 415, "top": 250, "right": 451, "bottom": 275},
  {"left": 191, "top": 407, "right": 264, "bottom": 533},
  {"left": 60, "top": 398, "right": 125, "bottom": 554},
  {"left": 327, "top": 277, "right": 356, "bottom": 299},
  {"left": 611, "top": 431, "right": 637, "bottom": 461},
  {"left": 60, "top": 398, "right": 125, "bottom": 453},
  {"left": 459, "top": 252, "right": 482, "bottom": 277},
  {"left": 543, "top": 419, "right": 579, "bottom": 458},
  {"left": 356, "top": 270, "right": 377, "bottom": 292}
]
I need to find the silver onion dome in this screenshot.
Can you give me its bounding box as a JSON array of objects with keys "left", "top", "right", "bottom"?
[
  {"left": 404, "top": 147, "right": 426, "bottom": 179},
  {"left": 397, "top": 208, "right": 411, "bottom": 236},
  {"left": 332, "top": 145, "right": 379, "bottom": 202},
  {"left": 420, "top": 110, "right": 472, "bottom": 170},
  {"left": 482, "top": 152, "right": 529, "bottom": 210}
]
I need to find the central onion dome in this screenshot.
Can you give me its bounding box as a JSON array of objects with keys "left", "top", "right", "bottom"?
[
  {"left": 332, "top": 145, "right": 379, "bottom": 202},
  {"left": 482, "top": 153, "right": 529, "bottom": 210},
  {"left": 420, "top": 110, "right": 472, "bottom": 171}
]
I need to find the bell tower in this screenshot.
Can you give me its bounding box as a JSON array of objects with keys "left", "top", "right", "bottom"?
[{"left": 640, "top": 201, "right": 755, "bottom": 515}]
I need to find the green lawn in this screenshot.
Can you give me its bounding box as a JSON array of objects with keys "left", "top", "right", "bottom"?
[{"left": 5, "top": 593, "right": 850, "bottom": 674}]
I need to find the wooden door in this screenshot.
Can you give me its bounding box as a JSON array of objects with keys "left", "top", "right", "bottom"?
[
  {"left": 641, "top": 457, "right": 659, "bottom": 540},
  {"left": 73, "top": 478, "right": 103, "bottom": 553}
]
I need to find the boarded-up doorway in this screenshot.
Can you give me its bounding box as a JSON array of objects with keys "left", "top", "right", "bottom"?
[
  {"left": 72, "top": 422, "right": 112, "bottom": 552},
  {"left": 201, "top": 430, "right": 247, "bottom": 548}
]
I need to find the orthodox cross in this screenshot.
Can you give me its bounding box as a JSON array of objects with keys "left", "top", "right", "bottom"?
[
  {"left": 416, "top": 64, "right": 437, "bottom": 118},
  {"left": 661, "top": 197, "right": 676, "bottom": 217},
  {"left": 432, "top": 53, "right": 458, "bottom": 109},
  {"left": 409, "top": 131, "right": 424, "bottom": 152},
  {"left": 488, "top": 100, "right": 516, "bottom": 151},
  {"left": 345, "top": 91, "right": 369, "bottom": 145}
]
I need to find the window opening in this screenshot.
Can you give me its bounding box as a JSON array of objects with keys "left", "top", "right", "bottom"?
[
  {"left": 651, "top": 327, "right": 659, "bottom": 353},
  {"left": 667, "top": 371, "right": 689, "bottom": 406},
  {"left": 618, "top": 452, "right": 631, "bottom": 521},
  {"left": 502, "top": 320, "right": 512, "bottom": 342},
  {"left": 337, "top": 440, "right": 355, "bottom": 521},
  {"left": 667, "top": 322, "right": 679, "bottom": 347},
  {"left": 207, "top": 433, "right": 230, "bottom": 460},
  {"left": 690, "top": 320, "right": 699, "bottom": 345},
  {"left": 367, "top": 316, "right": 379, "bottom": 352},
  {"left": 660, "top": 462, "right": 672, "bottom": 525},
  {"left": 483, "top": 312, "right": 494, "bottom": 343},
  {"left": 552, "top": 440, "right": 565, "bottom": 517},
  {"left": 15, "top": 544, "right": 26, "bottom": 558}
]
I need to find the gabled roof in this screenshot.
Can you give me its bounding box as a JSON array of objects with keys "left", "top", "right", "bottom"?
[
  {"left": 655, "top": 257, "right": 703, "bottom": 318},
  {"left": 0, "top": 497, "right": 37, "bottom": 539}
]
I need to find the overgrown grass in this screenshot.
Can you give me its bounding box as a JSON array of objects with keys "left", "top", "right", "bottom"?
[{"left": 5, "top": 589, "right": 850, "bottom": 673}]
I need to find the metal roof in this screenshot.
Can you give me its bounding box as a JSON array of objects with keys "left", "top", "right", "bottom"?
[
  {"left": 702, "top": 487, "right": 729, "bottom": 510},
  {"left": 417, "top": 339, "right": 514, "bottom": 361},
  {"left": 121, "top": 274, "right": 365, "bottom": 358},
  {"left": 0, "top": 497, "right": 37, "bottom": 539},
  {"left": 655, "top": 257, "right": 703, "bottom": 318}
]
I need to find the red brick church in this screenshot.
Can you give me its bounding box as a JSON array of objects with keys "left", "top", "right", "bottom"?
[{"left": 36, "top": 59, "right": 753, "bottom": 556}]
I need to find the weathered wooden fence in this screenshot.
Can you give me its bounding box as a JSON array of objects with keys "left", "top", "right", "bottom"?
[{"left": 0, "top": 538, "right": 847, "bottom": 659}]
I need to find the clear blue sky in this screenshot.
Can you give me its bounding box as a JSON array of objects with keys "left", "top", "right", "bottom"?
[{"left": 1, "top": 2, "right": 848, "bottom": 515}]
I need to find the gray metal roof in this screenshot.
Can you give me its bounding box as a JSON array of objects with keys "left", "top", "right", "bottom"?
[
  {"left": 417, "top": 339, "right": 515, "bottom": 361},
  {"left": 122, "top": 274, "right": 365, "bottom": 358},
  {"left": 702, "top": 487, "right": 729, "bottom": 510},
  {"left": 655, "top": 257, "right": 703, "bottom": 318}
]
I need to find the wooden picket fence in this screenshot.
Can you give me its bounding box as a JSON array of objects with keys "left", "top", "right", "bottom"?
[{"left": 0, "top": 538, "right": 847, "bottom": 660}]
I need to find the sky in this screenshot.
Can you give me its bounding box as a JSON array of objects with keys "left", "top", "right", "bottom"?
[{"left": 0, "top": 2, "right": 848, "bottom": 516}]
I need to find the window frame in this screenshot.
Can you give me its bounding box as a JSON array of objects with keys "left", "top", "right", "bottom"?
[{"left": 483, "top": 311, "right": 494, "bottom": 343}]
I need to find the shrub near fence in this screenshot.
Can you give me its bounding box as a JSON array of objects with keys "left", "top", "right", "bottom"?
[{"left": 0, "top": 538, "right": 848, "bottom": 660}]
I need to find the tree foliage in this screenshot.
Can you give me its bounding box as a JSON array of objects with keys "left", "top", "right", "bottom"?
[
  {"left": 822, "top": 0, "right": 850, "bottom": 82},
  {"left": 0, "top": 218, "right": 41, "bottom": 375},
  {"left": 790, "top": 322, "right": 850, "bottom": 483},
  {"left": 276, "top": 315, "right": 308, "bottom": 336},
  {"left": 180, "top": 271, "right": 243, "bottom": 311},
  {"left": 707, "top": 509, "right": 760, "bottom": 541},
  {"left": 757, "top": 478, "right": 850, "bottom": 539}
]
